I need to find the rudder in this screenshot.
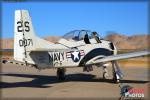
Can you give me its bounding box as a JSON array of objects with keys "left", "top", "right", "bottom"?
[{"left": 14, "top": 10, "right": 36, "bottom": 62}]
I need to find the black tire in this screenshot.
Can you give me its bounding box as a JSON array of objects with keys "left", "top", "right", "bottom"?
[
  {"left": 57, "top": 68, "right": 66, "bottom": 80},
  {"left": 2, "top": 60, "right": 7, "bottom": 64}
]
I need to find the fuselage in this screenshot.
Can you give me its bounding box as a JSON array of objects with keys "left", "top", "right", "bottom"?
[{"left": 26, "top": 38, "right": 117, "bottom": 69}]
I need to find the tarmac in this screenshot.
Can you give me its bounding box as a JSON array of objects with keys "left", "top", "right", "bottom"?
[{"left": 0, "top": 62, "right": 149, "bottom": 99}]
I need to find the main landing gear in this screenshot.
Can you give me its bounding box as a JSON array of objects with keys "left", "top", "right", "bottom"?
[
  {"left": 101, "top": 62, "right": 123, "bottom": 83},
  {"left": 57, "top": 68, "right": 66, "bottom": 80},
  {"left": 102, "top": 65, "right": 109, "bottom": 79},
  {"left": 111, "top": 61, "right": 123, "bottom": 83},
  {"left": 83, "top": 65, "right": 93, "bottom": 72}
]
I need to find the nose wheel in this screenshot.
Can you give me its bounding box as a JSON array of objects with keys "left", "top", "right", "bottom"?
[{"left": 57, "top": 68, "right": 66, "bottom": 80}]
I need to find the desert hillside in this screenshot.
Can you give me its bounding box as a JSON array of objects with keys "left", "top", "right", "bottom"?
[
  {"left": 0, "top": 34, "right": 150, "bottom": 50},
  {"left": 0, "top": 36, "right": 61, "bottom": 49},
  {"left": 0, "top": 38, "right": 14, "bottom": 49},
  {"left": 105, "top": 34, "right": 150, "bottom": 50}
]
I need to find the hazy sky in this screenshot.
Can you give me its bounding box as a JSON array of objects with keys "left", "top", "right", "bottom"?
[{"left": 1, "top": 1, "right": 148, "bottom": 38}]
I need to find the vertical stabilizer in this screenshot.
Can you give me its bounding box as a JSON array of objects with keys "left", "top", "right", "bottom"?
[{"left": 14, "top": 10, "right": 36, "bottom": 62}]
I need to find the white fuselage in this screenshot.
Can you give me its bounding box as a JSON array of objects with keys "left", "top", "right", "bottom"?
[{"left": 25, "top": 38, "right": 117, "bottom": 69}]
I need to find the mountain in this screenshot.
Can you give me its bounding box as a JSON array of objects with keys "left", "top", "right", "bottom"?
[
  {"left": 0, "top": 34, "right": 150, "bottom": 50},
  {"left": 105, "top": 34, "right": 150, "bottom": 50},
  {"left": 0, "top": 38, "right": 14, "bottom": 49}
]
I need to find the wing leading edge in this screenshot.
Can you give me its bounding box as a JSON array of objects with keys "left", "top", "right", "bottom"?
[{"left": 86, "top": 50, "right": 150, "bottom": 65}]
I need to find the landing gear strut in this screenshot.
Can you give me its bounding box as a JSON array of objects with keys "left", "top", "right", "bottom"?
[
  {"left": 83, "top": 65, "right": 93, "bottom": 72},
  {"left": 57, "top": 68, "right": 66, "bottom": 80},
  {"left": 112, "top": 61, "right": 123, "bottom": 83},
  {"left": 102, "top": 64, "right": 109, "bottom": 79}
]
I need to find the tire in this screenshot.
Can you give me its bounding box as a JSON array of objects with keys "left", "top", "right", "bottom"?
[
  {"left": 2, "top": 60, "right": 7, "bottom": 64},
  {"left": 57, "top": 68, "right": 66, "bottom": 80}
]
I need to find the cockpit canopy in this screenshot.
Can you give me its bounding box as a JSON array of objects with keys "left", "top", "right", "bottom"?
[{"left": 63, "top": 30, "right": 100, "bottom": 41}]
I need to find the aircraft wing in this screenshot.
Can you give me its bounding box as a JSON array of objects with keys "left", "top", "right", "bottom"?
[{"left": 86, "top": 50, "right": 150, "bottom": 65}]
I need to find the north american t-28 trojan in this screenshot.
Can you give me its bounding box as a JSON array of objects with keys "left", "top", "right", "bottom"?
[{"left": 3, "top": 10, "right": 150, "bottom": 83}]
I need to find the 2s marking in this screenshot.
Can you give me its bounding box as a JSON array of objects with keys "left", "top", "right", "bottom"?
[{"left": 17, "top": 21, "right": 30, "bottom": 32}]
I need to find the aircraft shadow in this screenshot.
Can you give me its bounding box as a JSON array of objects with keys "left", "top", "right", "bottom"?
[{"left": 0, "top": 73, "right": 149, "bottom": 89}]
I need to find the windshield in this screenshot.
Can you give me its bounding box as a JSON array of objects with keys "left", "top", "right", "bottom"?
[{"left": 63, "top": 30, "right": 99, "bottom": 41}]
